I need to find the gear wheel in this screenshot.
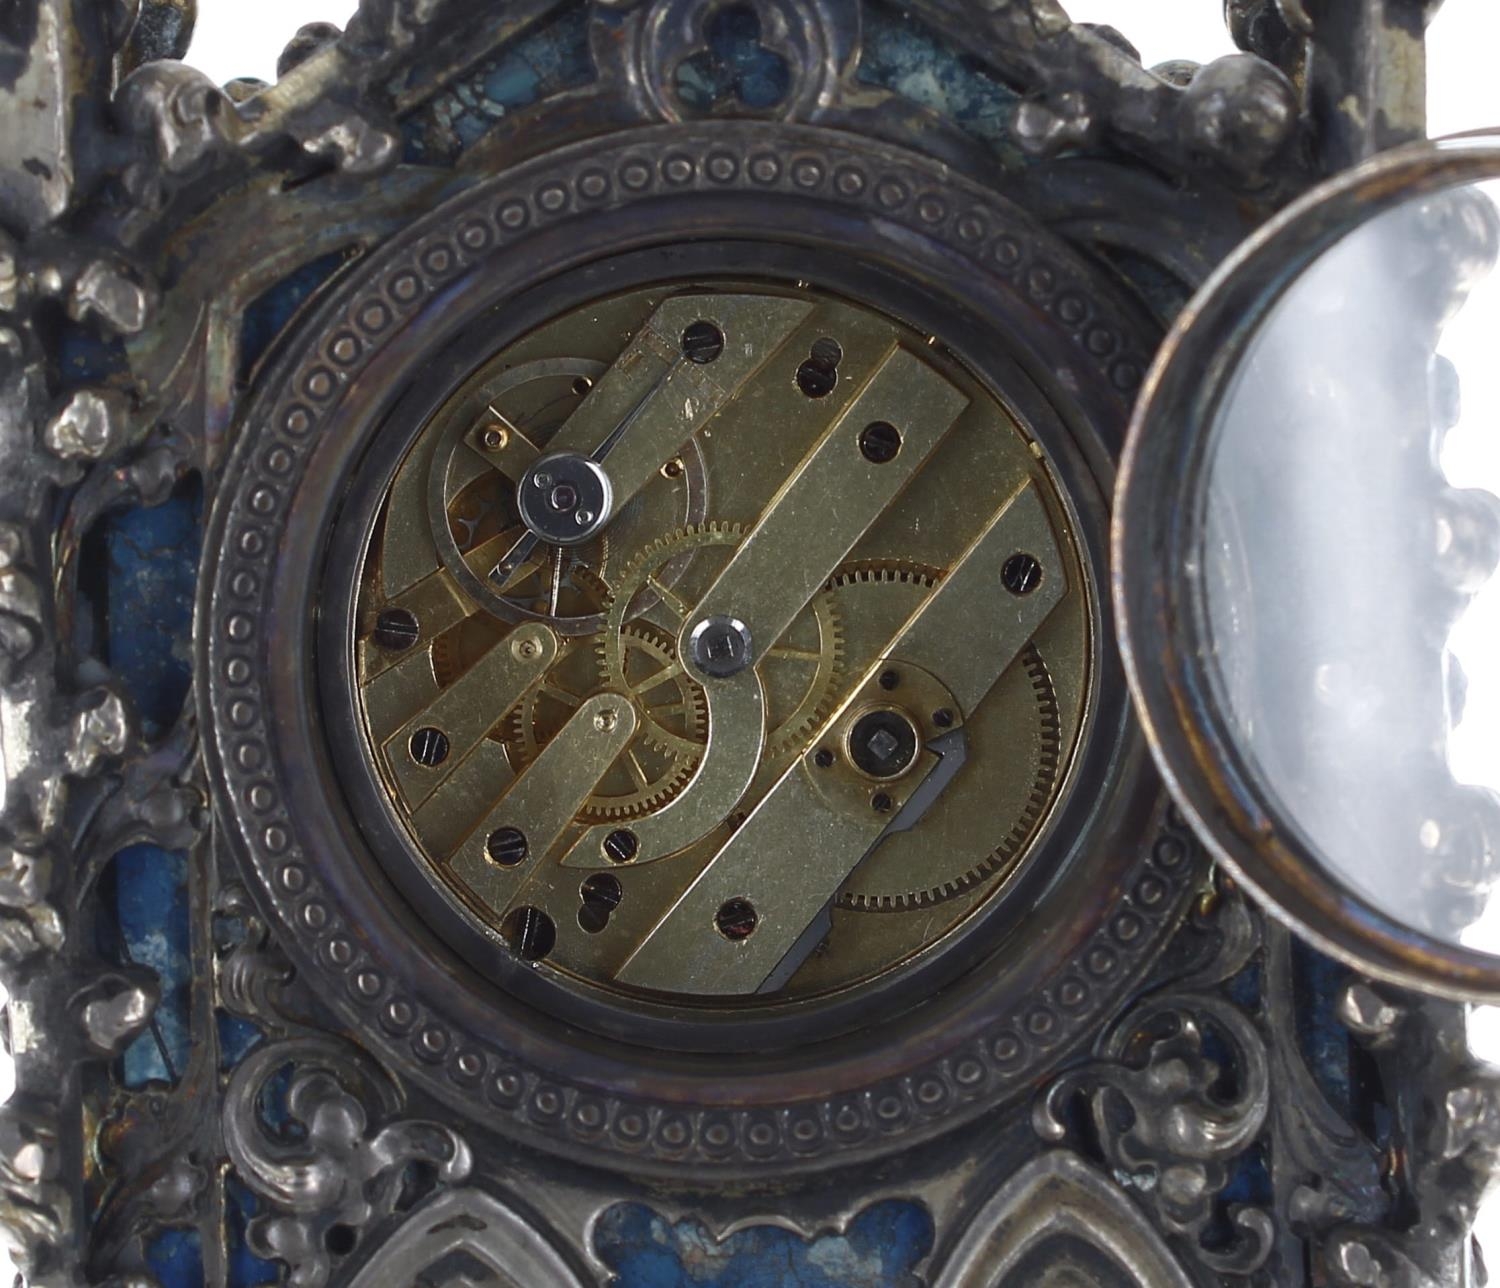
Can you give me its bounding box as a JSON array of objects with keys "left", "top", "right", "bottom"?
[
  {"left": 823, "top": 558, "right": 949, "bottom": 592},
  {"left": 837, "top": 643, "right": 1064, "bottom": 910},
  {"left": 764, "top": 587, "right": 844, "bottom": 762},
  {"left": 601, "top": 523, "right": 844, "bottom": 762},
  {"left": 810, "top": 559, "right": 1064, "bottom": 911},
  {"left": 505, "top": 619, "right": 706, "bottom": 823}
]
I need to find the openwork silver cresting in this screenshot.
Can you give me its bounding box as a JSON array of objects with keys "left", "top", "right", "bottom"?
[{"left": 0, "top": 0, "right": 1494, "bottom": 1285}]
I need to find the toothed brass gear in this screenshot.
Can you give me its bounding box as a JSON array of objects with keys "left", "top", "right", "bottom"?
[
  {"left": 601, "top": 523, "right": 736, "bottom": 758},
  {"left": 611, "top": 621, "right": 711, "bottom": 761},
  {"left": 602, "top": 523, "right": 845, "bottom": 762},
  {"left": 807, "top": 559, "right": 1065, "bottom": 910},
  {"left": 505, "top": 620, "right": 705, "bottom": 822},
  {"left": 824, "top": 558, "right": 948, "bottom": 593},
  {"left": 763, "top": 588, "right": 844, "bottom": 762},
  {"left": 837, "top": 643, "right": 1064, "bottom": 910}
]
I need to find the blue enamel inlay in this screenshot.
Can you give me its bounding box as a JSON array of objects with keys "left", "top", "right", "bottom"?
[
  {"left": 111, "top": 845, "right": 192, "bottom": 1087},
  {"left": 1226, "top": 957, "right": 1262, "bottom": 1012},
  {"left": 217, "top": 1009, "right": 262, "bottom": 1071},
  {"left": 402, "top": 5, "right": 593, "bottom": 164},
  {"left": 57, "top": 325, "right": 130, "bottom": 384},
  {"left": 1202, "top": 1140, "right": 1273, "bottom": 1257},
  {"left": 239, "top": 249, "right": 352, "bottom": 384},
  {"left": 595, "top": 1200, "right": 934, "bottom": 1287},
  {"left": 98, "top": 477, "right": 202, "bottom": 740},
  {"left": 146, "top": 1226, "right": 204, "bottom": 1288},
  {"left": 858, "top": 2, "right": 1024, "bottom": 166},
  {"left": 1221, "top": 1141, "right": 1273, "bottom": 1210},
  {"left": 675, "top": 4, "right": 792, "bottom": 113},
  {"left": 226, "top": 1175, "right": 281, "bottom": 1287},
  {"left": 1293, "top": 936, "right": 1354, "bottom": 1121}
]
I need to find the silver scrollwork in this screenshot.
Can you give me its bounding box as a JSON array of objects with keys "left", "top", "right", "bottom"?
[{"left": 225, "top": 1037, "right": 473, "bottom": 1288}]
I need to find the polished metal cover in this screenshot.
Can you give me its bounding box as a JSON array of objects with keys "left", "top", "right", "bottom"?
[{"left": 1117, "top": 134, "right": 1500, "bottom": 1001}]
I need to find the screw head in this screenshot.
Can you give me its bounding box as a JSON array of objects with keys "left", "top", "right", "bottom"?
[
  {"left": 715, "top": 897, "right": 758, "bottom": 940},
  {"left": 580, "top": 873, "right": 623, "bottom": 911},
  {"left": 859, "top": 421, "right": 902, "bottom": 464},
  {"left": 500, "top": 906, "right": 555, "bottom": 961},
  {"left": 481, "top": 426, "right": 507, "bottom": 451},
  {"left": 602, "top": 829, "right": 639, "bottom": 863},
  {"left": 796, "top": 337, "right": 842, "bottom": 397},
  {"left": 682, "top": 320, "right": 725, "bottom": 364},
  {"left": 871, "top": 791, "right": 895, "bottom": 814},
  {"left": 688, "top": 615, "right": 754, "bottom": 678},
  {"left": 1002, "top": 552, "right": 1043, "bottom": 596},
  {"left": 486, "top": 827, "right": 528, "bottom": 867},
  {"left": 373, "top": 608, "right": 420, "bottom": 651},
  {"left": 796, "top": 358, "right": 837, "bottom": 398},
  {"left": 517, "top": 453, "right": 612, "bottom": 545},
  {"left": 408, "top": 726, "right": 450, "bottom": 766},
  {"left": 578, "top": 873, "right": 624, "bottom": 934}
]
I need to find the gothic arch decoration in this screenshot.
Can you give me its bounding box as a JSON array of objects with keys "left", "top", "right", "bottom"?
[
  {"left": 343, "top": 1188, "right": 589, "bottom": 1288},
  {"left": 929, "top": 1153, "right": 1196, "bottom": 1288}
]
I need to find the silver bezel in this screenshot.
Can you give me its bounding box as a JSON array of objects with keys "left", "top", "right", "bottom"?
[{"left": 1115, "top": 131, "right": 1500, "bottom": 1001}]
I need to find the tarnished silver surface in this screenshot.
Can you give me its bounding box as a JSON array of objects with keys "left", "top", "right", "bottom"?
[{"left": 0, "top": 0, "right": 1491, "bottom": 1285}]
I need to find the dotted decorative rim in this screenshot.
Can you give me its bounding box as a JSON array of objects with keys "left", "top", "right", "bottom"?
[{"left": 203, "top": 122, "right": 1194, "bottom": 1172}]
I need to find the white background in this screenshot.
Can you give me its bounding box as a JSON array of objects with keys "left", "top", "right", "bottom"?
[{"left": 3, "top": 2, "right": 1499, "bottom": 1282}]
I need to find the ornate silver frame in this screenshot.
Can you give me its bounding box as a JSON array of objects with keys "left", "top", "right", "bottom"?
[{"left": 1, "top": 1, "right": 1496, "bottom": 1285}]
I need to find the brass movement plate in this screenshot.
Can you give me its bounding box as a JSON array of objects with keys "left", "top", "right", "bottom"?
[{"left": 351, "top": 280, "right": 1093, "bottom": 1008}]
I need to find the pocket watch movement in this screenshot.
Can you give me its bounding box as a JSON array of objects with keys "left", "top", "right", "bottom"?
[{"left": 345, "top": 279, "right": 1094, "bottom": 1017}]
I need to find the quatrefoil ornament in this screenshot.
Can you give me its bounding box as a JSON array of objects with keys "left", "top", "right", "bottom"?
[{"left": 596, "top": 0, "right": 858, "bottom": 122}]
